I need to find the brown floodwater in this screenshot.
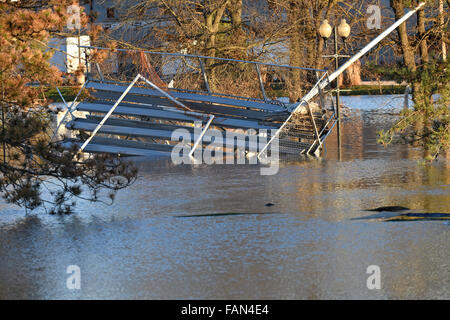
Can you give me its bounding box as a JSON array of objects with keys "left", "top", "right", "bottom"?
[{"left": 0, "top": 96, "right": 448, "bottom": 299}]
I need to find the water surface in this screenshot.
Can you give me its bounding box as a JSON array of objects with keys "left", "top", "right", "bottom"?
[{"left": 0, "top": 96, "right": 448, "bottom": 299}]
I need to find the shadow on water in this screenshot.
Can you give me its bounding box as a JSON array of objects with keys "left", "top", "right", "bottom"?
[
  {"left": 0, "top": 97, "right": 449, "bottom": 299},
  {"left": 174, "top": 212, "right": 281, "bottom": 218},
  {"left": 353, "top": 205, "right": 450, "bottom": 221}
]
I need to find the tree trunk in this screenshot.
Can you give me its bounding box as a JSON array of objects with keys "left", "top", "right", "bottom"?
[
  {"left": 439, "top": 0, "right": 447, "bottom": 60},
  {"left": 417, "top": 6, "right": 429, "bottom": 64},
  {"left": 228, "top": 0, "right": 245, "bottom": 58},
  {"left": 288, "top": 1, "right": 304, "bottom": 102},
  {"left": 204, "top": 2, "right": 229, "bottom": 91},
  {"left": 229, "top": 0, "right": 242, "bottom": 28},
  {"left": 390, "top": 0, "right": 417, "bottom": 71},
  {"left": 344, "top": 60, "right": 362, "bottom": 86},
  {"left": 390, "top": 0, "right": 420, "bottom": 99}
]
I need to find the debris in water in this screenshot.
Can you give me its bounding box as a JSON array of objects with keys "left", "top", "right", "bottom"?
[{"left": 366, "top": 206, "right": 410, "bottom": 212}]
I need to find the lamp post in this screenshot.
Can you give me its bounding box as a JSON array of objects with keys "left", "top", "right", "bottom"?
[{"left": 319, "top": 19, "right": 351, "bottom": 156}]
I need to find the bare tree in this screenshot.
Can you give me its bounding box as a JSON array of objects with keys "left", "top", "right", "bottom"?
[{"left": 378, "top": 0, "right": 449, "bottom": 160}]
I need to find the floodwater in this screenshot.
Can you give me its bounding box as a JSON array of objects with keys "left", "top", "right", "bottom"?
[{"left": 0, "top": 95, "right": 448, "bottom": 300}]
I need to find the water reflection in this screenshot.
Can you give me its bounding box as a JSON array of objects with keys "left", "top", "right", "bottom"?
[{"left": 0, "top": 100, "right": 449, "bottom": 299}]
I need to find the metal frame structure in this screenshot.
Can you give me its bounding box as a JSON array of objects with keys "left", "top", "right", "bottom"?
[
  {"left": 257, "top": 72, "right": 330, "bottom": 158},
  {"left": 55, "top": 2, "right": 424, "bottom": 160},
  {"left": 51, "top": 80, "right": 88, "bottom": 142},
  {"left": 78, "top": 73, "right": 213, "bottom": 153},
  {"left": 80, "top": 45, "right": 328, "bottom": 107}
]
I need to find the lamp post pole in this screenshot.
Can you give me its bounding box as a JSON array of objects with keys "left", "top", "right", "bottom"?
[
  {"left": 334, "top": 26, "right": 342, "bottom": 154},
  {"left": 321, "top": 19, "right": 350, "bottom": 160}
]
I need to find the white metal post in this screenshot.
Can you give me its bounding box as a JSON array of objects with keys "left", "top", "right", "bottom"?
[
  {"left": 79, "top": 74, "right": 141, "bottom": 152},
  {"left": 189, "top": 115, "right": 215, "bottom": 158}
]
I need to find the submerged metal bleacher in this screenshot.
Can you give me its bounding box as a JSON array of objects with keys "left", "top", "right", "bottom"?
[
  {"left": 52, "top": 6, "right": 424, "bottom": 161},
  {"left": 55, "top": 47, "right": 337, "bottom": 159}
]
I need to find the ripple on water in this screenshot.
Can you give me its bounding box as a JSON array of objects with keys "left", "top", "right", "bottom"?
[{"left": 0, "top": 100, "right": 449, "bottom": 299}]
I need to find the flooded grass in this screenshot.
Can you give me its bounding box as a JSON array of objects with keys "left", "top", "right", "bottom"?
[{"left": 384, "top": 213, "right": 450, "bottom": 222}]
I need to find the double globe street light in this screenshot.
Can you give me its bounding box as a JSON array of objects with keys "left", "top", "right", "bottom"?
[
  {"left": 319, "top": 18, "right": 351, "bottom": 155},
  {"left": 319, "top": 19, "right": 351, "bottom": 43}
]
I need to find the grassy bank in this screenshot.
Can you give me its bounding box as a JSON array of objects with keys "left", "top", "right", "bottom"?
[
  {"left": 42, "top": 87, "right": 89, "bottom": 103},
  {"left": 43, "top": 84, "right": 408, "bottom": 104},
  {"left": 269, "top": 84, "right": 407, "bottom": 99},
  {"left": 339, "top": 84, "right": 407, "bottom": 96}
]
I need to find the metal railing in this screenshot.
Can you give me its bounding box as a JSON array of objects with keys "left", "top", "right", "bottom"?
[
  {"left": 258, "top": 71, "right": 330, "bottom": 158},
  {"left": 77, "top": 74, "right": 213, "bottom": 153},
  {"left": 79, "top": 45, "right": 327, "bottom": 106}
]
